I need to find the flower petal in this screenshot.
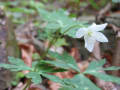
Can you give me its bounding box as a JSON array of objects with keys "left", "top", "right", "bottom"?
[
  {"left": 93, "top": 32, "right": 108, "bottom": 42},
  {"left": 89, "top": 23, "right": 108, "bottom": 31},
  {"left": 76, "top": 28, "right": 87, "bottom": 38},
  {"left": 84, "top": 36, "right": 96, "bottom": 52}
]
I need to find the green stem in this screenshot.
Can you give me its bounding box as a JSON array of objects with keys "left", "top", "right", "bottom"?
[
  {"left": 41, "top": 38, "right": 56, "bottom": 59},
  {"left": 33, "top": 29, "right": 60, "bottom": 72},
  {"left": 41, "top": 29, "right": 60, "bottom": 59},
  {"left": 41, "top": 24, "right": 80, "bottom": 59},
  {"left": 26, "top": 24, "right": 80, "bottom": 89}
]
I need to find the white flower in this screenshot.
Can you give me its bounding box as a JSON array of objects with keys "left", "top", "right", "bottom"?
[{"left": 76, "top": 23, "right": 108, "bottom": 52}]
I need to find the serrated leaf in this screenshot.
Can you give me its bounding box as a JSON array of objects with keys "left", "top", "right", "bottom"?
[
  {"left": 39, "top": 62, "right": 67, "bottom": 73},
  {"left": 60, "top": 23, "right": 81, "bottom": 38},
  {"left": 54, "top": 38, "right": 68, "bottom": 47},
  {"left": 0, "top": 57, "right": 32, "bottom": 71},
  {"left": 8, "top": 57, "right": 25, "bottom": 65},
  {"left": 59, "top": 86, "right": 80, "bottom": 90},
  {"left": 88, "top": 72, "right": 120, "bottom": 84},
  {"left": 38, "top": 8, "right": 86, "bottom": 37},
  {"left": 37, "top": 30, "right": 48, "bottom": 40},
  {"left": 44, "top": 22, "right": 61, "bottom": 33},
  {"left": 40, "top": 60, "right": 70, "bottom": 70},
  {"left": 103, "top": 66, "right": 120, "bottom": 71},
  {"left": 48, "top": 51, "right": 80, "bottom": 72},
  {"left": 32, "top": 53, "right": 41, "bottom": 60},
  {"left": 0, "top": 1, "right": 19, "bottom": 6},
  {"left": 84, "top": 59, "right": 120, "bottom": 73},
  {"left": 84, "top": 59, "right": 120, "bottom": 85},
  {"left": 28, "top": 0, "right": 45, "bottom": 8},
  {"left": 32, "top": 61, "right": 66, "bottom": 73},
  {"left": 84, "top": 59, "right": 106, "bottom": 74},
  {"left": 60, "top": 74, "right": 101, "bottom": 90},
  {"left": 41, "top": 73, "right": 63, "bottom": 84},
  {"left": 26, "top": 72, "right": 42, "bottom": 84},
  {"left": 7, "top": 7, "right": 35, "bottom": 14}
]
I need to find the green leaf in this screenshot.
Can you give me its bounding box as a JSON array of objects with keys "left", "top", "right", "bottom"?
[
  {"left": 112, "top": 0, "right": 120, "bottom": 3},
  {"left": 60, "top": 23, "right": 81, "bottom": 38},
  {"left": 38, "top": 8, "right": 86, "bottom": 37},
  {"left": 88, "top": 0, "right": 99, "bottom": 10},
  {"left": 84, "top": 59, "right": 120, "bottom": 73},
  {"left": 88, "top": 72, "right": 120, "bottom": 84},
  {"left": 84, "top": 59, "right": 120, "bottom": 84},
  {"left": 103, "top": 66, "right": 120, "bottom": 71},
  {"left": 40, "top": 60, "right": 70, "bottom": 70},
  {"left": 11, "top": 72, "right": 25, "bottom": 86},
  {"left": 16, "top": 72, "right": 25, "bottom": 78},
  {"left": 37, "top": 30, "right": 48, "bottom": 40},
  {"left": 28, "top": 0, "right": 45, "bottom": 8},
  {"left": 48, "top": 51, "right": 80, "bottom": 72},
  {"left": 0, "top": 57, "right": 32, "bottom": 71},
  {"left": 0, "top": 1, "right": 19, "bottom": 6},
  {"left": 32, "top": 61, "right": 66, "bottom": 73},
  {"left": 59, "top": 87, "right": 79, "bottom": 90},
  {"left": 54, "top": 38, "right": 68, "bottom": 47},
  {"left": 84, "top": 59, "right": 106, "bottom": 74},
  {"left": 60, "top": 74, "right": 101, "bottom": 90},
  {"left": 32, "top": 53, "right": 41, "bottom": 60},
  {"left": 41, "top": 73, "right": 63, "bottom": 84},
  {"left": 26, "top": 72, "right": 42, "bottom": 84},
  {"left": 32, "top": 61, "right": 38, "bottom": 69},
  {"left": 6, "top": 7, "right": 35, "bottom": 14},
  {"left": 45, "top": 22, "right": 61, "bottom": 32}
]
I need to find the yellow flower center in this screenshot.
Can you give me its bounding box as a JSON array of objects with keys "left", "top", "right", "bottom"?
[{"left": 87, "top": 31, "right": 93, "bottom": 37}]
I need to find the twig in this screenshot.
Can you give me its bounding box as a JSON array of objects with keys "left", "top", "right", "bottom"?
[
  {"left": 96, "top": 3, "right": 112, "bottom": 23},
  {"left": 92, "top": 41, "right": 101, "bottom": 60},
  {"left": 112, "top": 26, "right": 120, "bottom": 76},
  {"left": 109, "top": 24, "right": 120, "bottom": 32},
  {"left": 107, "top": 16, "right": 120, "bottom": 20}
]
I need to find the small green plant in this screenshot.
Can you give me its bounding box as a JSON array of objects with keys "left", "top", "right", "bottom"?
[{"left": 0, "top": 0, "right": 120, "bottom": 90}]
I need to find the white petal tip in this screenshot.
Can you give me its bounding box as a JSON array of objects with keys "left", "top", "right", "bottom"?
[
  {"left": 85, "top": 46, "right": 94, "bottom": 52},
  {"left": 102, "top": 38, "right": 109, "bottom": 42},
  {"left": 106, "top": 39, "right": 108, "bottom": 42},
  {"left": 102, "top": 23, "right": 108, "bottom": 29},
  {"left": 105, "top": 23, "right": 108, "bottom": 25},
  {"left": 75, "top": 32, "right": 81, "bottom": 38},
  {"left": 86, "top": 48, "right": 93, "bottom": 52},
  {"left": 104, "top": 23, "right": 108, "bottom": 27}
]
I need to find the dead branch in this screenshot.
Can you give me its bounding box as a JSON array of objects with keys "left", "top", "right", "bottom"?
[
  {"left": 93, "top": 41, "right": 101, "bottom": 60},
  {"left": 112, "top": 32, "right": 120, "bottom": 76},
  {"left": 15, "top": 20, "right": 46, "bottom": 55},
  {"left": 96, "top": 3, "right": 112, "bottom": 23},
  {"left": 93, "top": 2, "right": 118, "bottom": 90}
]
